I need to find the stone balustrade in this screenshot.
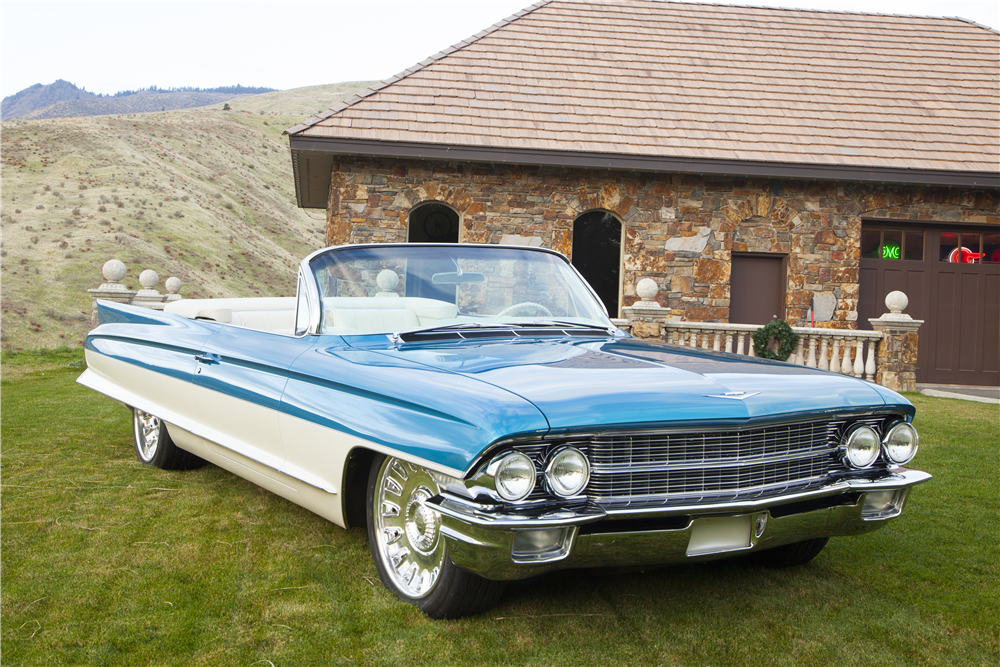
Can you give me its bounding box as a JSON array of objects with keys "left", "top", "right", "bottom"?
[
  {"left": 88, "top": 259, "right": 182, "bottom": 323},
  {"left": 658, "top": 321, "right": 882, "bottom": 381},
  {"left": 622, "top": 278, "right": 922, "bottom": 389}
]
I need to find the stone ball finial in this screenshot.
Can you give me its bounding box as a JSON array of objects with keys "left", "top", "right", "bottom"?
[
  {"left": 165, "top": 277, "right": 182, "bottom": 294},
  {"left": 102, "top": 259, "right": 127, "bottom": 283},
  {"left": 376, "top": 269, "right": 399, "bottom": 293},
  {"left": 636, "top": 278, "right": 659, "bottom": 301},
  {"left": 139, "top": 269, "right": 160, "bottom": 290},
  {"left": 885, "top": 290, "right": 908, "bottom": 314}
]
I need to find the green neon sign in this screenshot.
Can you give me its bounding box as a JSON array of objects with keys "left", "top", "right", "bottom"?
[{"left": 881, "top": 241, "right": 901, "bottom": 260}]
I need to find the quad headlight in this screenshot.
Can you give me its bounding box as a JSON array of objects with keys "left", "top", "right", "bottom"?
[
  {"left": 841, "top": 425, "right": 880, "bottom": 469},
  {"left": 545, "top": 447, "right": 590, "bottom": 498},
  {"left": 490, "top": 451, "right": 536, "bottom": 501},
  {"left": 883, "top": 422, "right": 919, "bottom": 465}
]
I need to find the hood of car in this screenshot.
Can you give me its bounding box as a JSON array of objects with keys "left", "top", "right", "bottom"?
[{"left": 371, "top": 336, "right": 899, "bottom": 430}]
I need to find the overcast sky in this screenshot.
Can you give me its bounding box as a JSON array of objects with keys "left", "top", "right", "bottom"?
[{"left": 2, "top": 0, "right": 998, "bottom": 100}]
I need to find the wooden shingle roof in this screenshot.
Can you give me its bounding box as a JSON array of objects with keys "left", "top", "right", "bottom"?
[{"left": 288, "top": 0, "right": 1000, "bottom": 207}]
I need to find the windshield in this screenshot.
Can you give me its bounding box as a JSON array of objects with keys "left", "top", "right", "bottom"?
[{"left": 306, "top": 245, "right": 611, "bottom": 336}]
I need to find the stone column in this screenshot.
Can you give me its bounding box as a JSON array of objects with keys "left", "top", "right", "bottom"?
[
  {"left": 622, "top": 278, "right": 672, "bottom": 339},
  {"left": 88, "top": 259, "right": 136, "bottom": 324},
  {"left": 869, "top": 291, "right": 923, "bottom": 393},
  {"left": 132, "top": 269, "right": 166, "bottom": 310},
  {"left": 164, "top": 277, "right": 183, "bottom": 304}
]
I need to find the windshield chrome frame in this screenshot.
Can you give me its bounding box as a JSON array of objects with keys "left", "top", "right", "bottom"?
[{"left": 294, "top": 260, "right": 324, "bottom": 336}]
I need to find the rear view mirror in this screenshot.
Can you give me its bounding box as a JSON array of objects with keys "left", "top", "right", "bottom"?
[{"left": 432, "top": 271, "right": 485, "bottom": 284}]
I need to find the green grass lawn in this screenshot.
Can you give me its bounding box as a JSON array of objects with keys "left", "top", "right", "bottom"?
[{"left": 2, "top": 350, "right": 998, "bottom": 666}]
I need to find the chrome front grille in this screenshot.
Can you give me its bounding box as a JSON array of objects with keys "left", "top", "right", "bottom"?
[
  {"left": 507, "top": 415, "right": 897, "bottom": 509},
  {"left": 589, "top": 421, "right": 831, "bottom": 467},
  {"left": 586, "top": 422, "right": 840, "bottom": 507}
]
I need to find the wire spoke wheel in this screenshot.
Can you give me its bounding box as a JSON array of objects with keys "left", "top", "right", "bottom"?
[
  {"left": 134, "top": 410, "right": 162, "bottom": 462},
  {"left": 372, "top": 457, "right": 445, "bottom": 599},
  {"left": 366, "top": 454, "right": 506, "bottom": 617},
  {"left": 129, "top": 408, "right": 205, "bottom": 470}
]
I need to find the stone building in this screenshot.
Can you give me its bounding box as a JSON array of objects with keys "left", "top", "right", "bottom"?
[{"left": 286, "top": 0, "right": 1000, "bottom": 385}]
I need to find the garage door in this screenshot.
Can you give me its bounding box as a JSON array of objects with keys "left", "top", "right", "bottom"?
[{"left": 859, "top": 222, "right": 999, "bottom": 386}]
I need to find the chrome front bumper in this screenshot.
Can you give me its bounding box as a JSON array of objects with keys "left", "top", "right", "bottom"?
[{"left": 426, "top": 468, "right": 931, "bottom": 581}]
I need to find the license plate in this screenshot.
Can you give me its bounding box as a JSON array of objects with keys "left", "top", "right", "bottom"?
[{"left": 686, "top": 515, "right": 752, "bottom": 556}]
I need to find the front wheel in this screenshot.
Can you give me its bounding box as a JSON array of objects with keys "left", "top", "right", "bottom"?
[
  {"left": 132, "top": 408, "right": 205, "bottom": 470},
  {"left": 366, "top": 454, "right": 505, "bottom": 618}
]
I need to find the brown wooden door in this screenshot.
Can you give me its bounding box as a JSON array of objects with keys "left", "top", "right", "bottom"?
[
  {"left": 860, "top": 223, "right": 999, "bottom": 386},
  {"left": 729, "top": 253, "right": 786, "bottom": 325}
]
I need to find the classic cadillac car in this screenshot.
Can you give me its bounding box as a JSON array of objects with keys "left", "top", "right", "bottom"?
[{"left": 79, "top": 243, "right": 929, "bottom": 618}]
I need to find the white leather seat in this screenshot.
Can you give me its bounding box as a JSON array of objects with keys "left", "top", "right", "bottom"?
[{"left": 326, "top": 308, "right": 420, "bottom": 334}]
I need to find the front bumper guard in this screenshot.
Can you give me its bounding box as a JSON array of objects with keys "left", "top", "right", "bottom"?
[{"left": 425, "top": 468, "right": 931, "bottom": 581}]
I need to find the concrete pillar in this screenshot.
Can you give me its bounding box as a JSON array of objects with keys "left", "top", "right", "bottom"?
[
  {"left": 133, "top": 269, "right": 166, "bottom": 310},
  {"left": 88, "top": 259, "right": 136, "bottom": 324},
  {"left": 621, "top": 278, "right": 673, "bottom": 338},
  {"left": 869, "top": 291, "right": 923, "bottom": 393}
]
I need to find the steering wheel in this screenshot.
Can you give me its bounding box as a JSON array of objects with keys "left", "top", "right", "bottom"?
[{"left": 496, "top": 302, "right": 553, "bottom": 318}]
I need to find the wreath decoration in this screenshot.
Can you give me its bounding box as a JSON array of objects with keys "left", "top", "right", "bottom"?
[{"left": 752, "top": 319, "right": 799, "bottom": 361}]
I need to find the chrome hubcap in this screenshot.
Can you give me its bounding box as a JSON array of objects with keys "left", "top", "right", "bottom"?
[
  {"left": 374, "top": 457, "right": 444, "bottom": 599},
  {"left": 135, "top": 411, "right": 160, "bottom": 461}
]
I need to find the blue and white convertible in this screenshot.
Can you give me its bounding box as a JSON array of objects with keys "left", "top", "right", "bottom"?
[{"left": 80, "top": 243, "right": 929, "bottom": 618}]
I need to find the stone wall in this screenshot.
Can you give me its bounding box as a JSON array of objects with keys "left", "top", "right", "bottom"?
[{"left": 325, "top": 157, "right": 1000, "bottom": 327}]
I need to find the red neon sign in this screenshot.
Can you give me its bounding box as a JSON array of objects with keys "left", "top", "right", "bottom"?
[{"left": 947, "top": 247, "right": 982, "bottom": 264}]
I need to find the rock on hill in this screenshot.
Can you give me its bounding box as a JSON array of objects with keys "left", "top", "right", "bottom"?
[
  {"left": 1, "top": 80, "right": 98, "bottom": 119},
  {"left": 0, "top": 81, "right": 376, "bottom": 351}
]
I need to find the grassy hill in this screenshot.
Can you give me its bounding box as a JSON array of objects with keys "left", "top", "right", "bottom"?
[
  {"left": 0, "top": 81, "right": 377, "bottom": 351},
  {"left": 12, "top": 92, "right": 256, "bottom": 120},
  {"left": 1, "top": 79, "right": 99, "bottom": 119}
]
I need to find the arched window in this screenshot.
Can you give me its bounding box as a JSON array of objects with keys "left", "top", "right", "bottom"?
[
  {"left": 408, "top": 202, "right": 459, "bottom": 243},
  {"left": 572, "top": 211, "right": 622, "bottom": 317}
]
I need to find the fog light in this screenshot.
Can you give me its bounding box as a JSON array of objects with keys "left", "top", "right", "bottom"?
[
  {"left": 862, "top": 490, "right": 906, "bottom": 519},
  {"left": 545, "top": 447, "right": 590, "bottom": 498},
  {"left": 883, "top": 422, "right": 919, "bottom": 465},
  {"left": 841, "top": 425, "right": 880, "bottom": 469},
  {"left": 512, "top": 528, "right": 573, "bottom": 561},
  {"left": 490, "top": 452, "right": 536, "bottom": 502}
]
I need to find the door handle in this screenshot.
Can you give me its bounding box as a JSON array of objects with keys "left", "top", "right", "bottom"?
[{"left": 195, "top": 353, "right": 221, "bottom": 364}]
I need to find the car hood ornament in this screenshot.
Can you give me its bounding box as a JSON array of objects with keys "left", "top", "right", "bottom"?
[{"left": 703, "top": 391, "right": 761, "bottom": 400}]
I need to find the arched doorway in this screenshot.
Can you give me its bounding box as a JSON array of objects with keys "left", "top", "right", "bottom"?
[
  {"left": 572, "top": 211, "right": 622, "bottom": 317},
  {"left": 408, "top": 202, "right": 460, "bottom": 243},
  {"left": 406, "top": 202, "right": 460, "bottom": 301}
]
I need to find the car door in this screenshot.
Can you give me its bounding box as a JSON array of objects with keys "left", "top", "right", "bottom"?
[{"left": 191, "top": 324, "right": 310, "bottom": 472}]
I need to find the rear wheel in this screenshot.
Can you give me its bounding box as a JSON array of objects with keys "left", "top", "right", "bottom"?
[
  {"left": 757, "top": 537, "right": 829, "bottom": 568},
  {"left": 132, "top": 409, "right": 205, "bottom": 470},
  {"left": 366, "top": 454, "right": 505, "bottom": 618}
]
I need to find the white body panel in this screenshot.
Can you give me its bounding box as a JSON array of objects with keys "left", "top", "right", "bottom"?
[{"left": 80, "top": 351, "right": 460, "bottom": 529}]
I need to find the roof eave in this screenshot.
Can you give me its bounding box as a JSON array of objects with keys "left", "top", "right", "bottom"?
[{"left": 288, "top": 136, "right": 1000, "bottom": 209}]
